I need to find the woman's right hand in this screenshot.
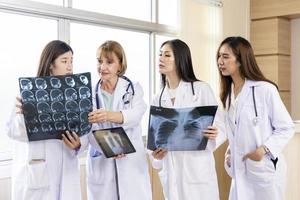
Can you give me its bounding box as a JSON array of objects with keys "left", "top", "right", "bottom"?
[
  {"left": 62, "top": 131, "right": 81, "bottom": 150},
  {"left": 16, "top": 96, "right": 23, "bottom": 114},
  {"left": 152, "top": 148, "right": 168, "bottom": 160}
]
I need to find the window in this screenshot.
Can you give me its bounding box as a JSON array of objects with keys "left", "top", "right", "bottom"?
[
  {"left": 72, "top": 0, "right": 151, "bottom": 22},
  {"left": 0, "top": 11, "right": 57, "bottom": 159},
  {"left": 0, "top": 0, "right": 178, "bottom": 161}
]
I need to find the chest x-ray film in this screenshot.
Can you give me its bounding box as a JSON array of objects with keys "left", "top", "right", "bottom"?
[
  {"left": 147, "top": 105, "right": 218, "bottom": 151},
  {"left": 19, "top": 72, "right": 92, "bottom": 141},
  {"left": 93, "top": 127, "right": 136, "bottom": 158}
]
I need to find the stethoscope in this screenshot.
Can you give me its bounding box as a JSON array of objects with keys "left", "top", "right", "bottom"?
[
  {"left": 95, "top": 75, "right": 135, "bottom": 109},
  {"left": 158, "top": 81, "right": 195, "bottom": 107},
  {"left": 251, "top": 86, "right": 259, "bottom": 125}
]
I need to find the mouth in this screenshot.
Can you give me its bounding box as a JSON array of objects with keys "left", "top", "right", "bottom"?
[{"left": 159, "top": 64, "right": 165, "bottom": 68}]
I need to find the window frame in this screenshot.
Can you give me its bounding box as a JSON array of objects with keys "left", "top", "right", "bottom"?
[{"left": 0, "top": 0, "right": 178, "bottom": 162}]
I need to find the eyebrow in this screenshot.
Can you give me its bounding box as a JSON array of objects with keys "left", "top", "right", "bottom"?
[{"left": 160, "top": 50, "right": 172, "bottom": 53}]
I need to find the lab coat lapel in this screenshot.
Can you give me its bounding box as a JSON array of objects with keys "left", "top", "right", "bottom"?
[
  {"left": 235, "top": 80, "right": 253, "bottom": 124},
  {"left": 112, "top": 77, "right": 126, "bottom": 110},
  {"left": 159, "top": 86, "right": 172, "bottom": 107},
  {"left": 173, "top": 81, "right": 188, "bottom": 107}
]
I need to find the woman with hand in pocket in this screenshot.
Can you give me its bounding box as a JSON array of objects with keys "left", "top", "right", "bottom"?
[{"left": 217, "top": 36, "right": 294, "bottom": 200}]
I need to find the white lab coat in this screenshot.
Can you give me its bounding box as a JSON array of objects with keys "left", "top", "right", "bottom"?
[
  {"left": 6, "top": 106, "right": 82, "bottom": 200},
  {"left": 84, "top": 78, "right": 152, "bottom": 200},
  {"left": 149, "top": 80, "right": 225, "bottom": 200},
  {"left": 224, "top": 80, "right": 294, "bottom": 200}
]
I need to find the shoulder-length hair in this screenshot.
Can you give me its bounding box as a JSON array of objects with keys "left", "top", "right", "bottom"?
[
  {"left": 37, "top": 40, "right": 73, "bottom": 77},
  {"left": 217, "top": 36, "right": 277, "bottom": 109},
  {"left": 97, "top": 40, "right": 127, "bottom": 76},
  {"left": 160, "top": 39, "right": 199, "bottom": 87}
]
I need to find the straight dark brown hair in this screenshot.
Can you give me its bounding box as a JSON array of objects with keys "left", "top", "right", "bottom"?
[
  {"left": 217, "top": 36, "right": 277, "bottom": 109},
  {"left": 37, "top": 40, "right": 73, "bottom": 77}
]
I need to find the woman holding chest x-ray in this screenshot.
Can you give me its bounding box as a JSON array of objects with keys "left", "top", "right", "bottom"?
[
  {"left": 149, "top": 39, "right": 226, "bottom": 200},
  {"left": 6, "top": 40, "right": 82, "bottom": 200},
  {"left": 83, "top": 40, "right": 152, "bottom": 200},
  {"left": 217, "top": 36, "right": 294, "bottom": 200}
]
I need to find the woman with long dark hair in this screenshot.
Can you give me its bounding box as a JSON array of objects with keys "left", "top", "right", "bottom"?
[
  {"left": 6, "top": 40, "right": 82, "bottom": 200},
  {"left": 217, "top": 36, "right": 294, "bottom": 200},
  {"left": 149, "top": 39, "right": 224, "bottom": 200}
]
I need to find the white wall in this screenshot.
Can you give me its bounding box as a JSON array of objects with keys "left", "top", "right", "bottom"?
[{"left": 291, "top": 19, "right": 300, "bottom": 120}]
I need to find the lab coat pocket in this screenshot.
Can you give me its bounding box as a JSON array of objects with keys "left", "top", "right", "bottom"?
[
  {"left": 26, "top": 161, "right": 49, "bottom": 189},
  {"left": 245, "top": 157, "right": 276, "bottom": 183},
  {"left": 183, "top": 153, "right": 211, "bottom": 183}
]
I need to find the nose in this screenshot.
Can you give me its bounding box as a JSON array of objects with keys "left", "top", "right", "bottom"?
[{"left": 217, "top": 56, "right": 223, "bottom": 66}]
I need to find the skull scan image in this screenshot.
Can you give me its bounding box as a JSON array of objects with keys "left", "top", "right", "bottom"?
[
  {"left": 20, "top": 79, "right": 33, "bottom": 90},
  {"left": 25, "top": 115, "right": 39, "bottom": 124},
  {"left": 65, "top": 100, "right": 79, "bottom": 112},
  {"left": 21, "top": 90, "right": 35, "bottom": 102},
  {"left": 68, "top": 121, "right": 79, "bottom": 133},
  {"left": 37, "top": 102, "right": 51, "bottom": 114},
  {"left": 23, "top": 102, "right": 37, "bottom": 116},
  {"left": 50, "top": 77, "right": 62, "bottom": 88},
  {"left": 66, "top": 112, "right": 79, "bottom": 121},
  {"left": 65, "top": 77, "right": 75, "bottom": 87},
  {"left": 79, "top": 75, "right": 89, "bottom": 85},
  {"left": 52, "top": 112, "right": 66, "bottom": 122},
  {"left": 36, "top": 90, "right": 50, "bottom": 102},
  {"left": 80, "top": 123, "right": 91, "bottom": 133},
  {"left": 51, "top": 101, "right": 65, "bottom": 113},
  {"left": 35, "top": 78, "right": 47, "bottom": 90},
  {"left": 28, "top": 124, "right": 39, "bottom": 134},
  {"left": 41, "top": 123, "right": 53, "bottom": 132},
  {"left": 80, "top": 112, "right": 89, "bottom": 122},
  {"left": 50, "top": 89, "right": 64, "bottom": 101},
  {"left": 65, "top": 88, "right": 78, "bottom": 101},
  {"left": 79, "top": 86, "right": 91, "bottom": 99},
  {"left": 38, "top": 113, "right": 52, "bottom": 123},
  {"left": 54, "top": 122, "right": 66, "bottom": 131},
  {"left": 79, "top": 99, "right": 92, "bottom": 112}
]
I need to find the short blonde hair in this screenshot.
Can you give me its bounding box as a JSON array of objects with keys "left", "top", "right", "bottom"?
[{"left": 97, "top": 40, "right": 127, "bottom": 76}]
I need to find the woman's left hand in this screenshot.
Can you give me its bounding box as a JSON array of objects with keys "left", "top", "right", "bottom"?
[
  {"left": 62, "top": 131, "right": 81, "bottom": 150},
  {"left": 114, "top": 154, "right": 126, "bottom": 159},
  {"left": 203, "top": 126, "right": 218, "bottom": 140},
  {"left": 88, "top": 108, "right": 110, "bottom": 123},
  {"left": 243, "top": 146, "right": 265, "bottom": 161}
]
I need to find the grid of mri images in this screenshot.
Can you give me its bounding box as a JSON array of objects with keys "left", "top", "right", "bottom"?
[{"left": 19, "top": 72, "right": 93, "bottom": 141}]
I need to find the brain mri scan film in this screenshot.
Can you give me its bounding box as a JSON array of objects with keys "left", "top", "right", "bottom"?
[
  {"left": 68, "top": 121, "right": 79, "bottom": 132},
  {"left": 79, "top": 98, "right": 92, "bottom": 112},
  {"left": 19, "top": 72, "right": 92, "bottom": 141},
  {"left": 35, "top": 78, "right": 47, "bottom": 90},
  {"left": 55, "top": 122, "right": 66, "bottom": 131},
  {"left": 37, "top": 102, "right": 51, "bottom": 114},
  {"left": 20, "top": 79, "right": 33, "bottom": 90},
  {"left": 79, "top": 86, "right": 91, "bottom": 99},
  {"left": 50, "top": 77, "right": 62, "bottom": 88},
  {"left": 38, "top": 113, "right": 52, "bottom": 123},
  {"left": 52, "top": 112, "right": 66, "bottom": 122},
  {"left": 51, "top": 101, "right": 65, "bottom": 113},
  {"left": 80, "top": 112, "right": 89, "bottom": 122},
  {"left": 36, "top": 90, "right": 50, "bottom": 102},
  {"left": 50, "top": 89, "right": 64, "bottom": 101},
  {"left": 65, "top": 100, "right": 79, "bottom": 112},
  {"left": 65, "top": 88, "right": 78, "bottom": 101},
  {"left": 66, "top": 112, "right": 79, "bottom": 121},
  {"left": 65, "top": 76, "right": 75, "bottom": 87},
  {"left": 79, "top": 75, "right": 89, "bottom": 85},
  {"left": 21, "top": 90, "right": 35, "bottom": 102}
]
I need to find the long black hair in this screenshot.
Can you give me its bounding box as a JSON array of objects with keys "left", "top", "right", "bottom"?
[
  {"left": 217, "top": 36, "right": 277, "bottom": 108},
  {"left": 160, "top": 39, "right": 199, "bottom": 87}
]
